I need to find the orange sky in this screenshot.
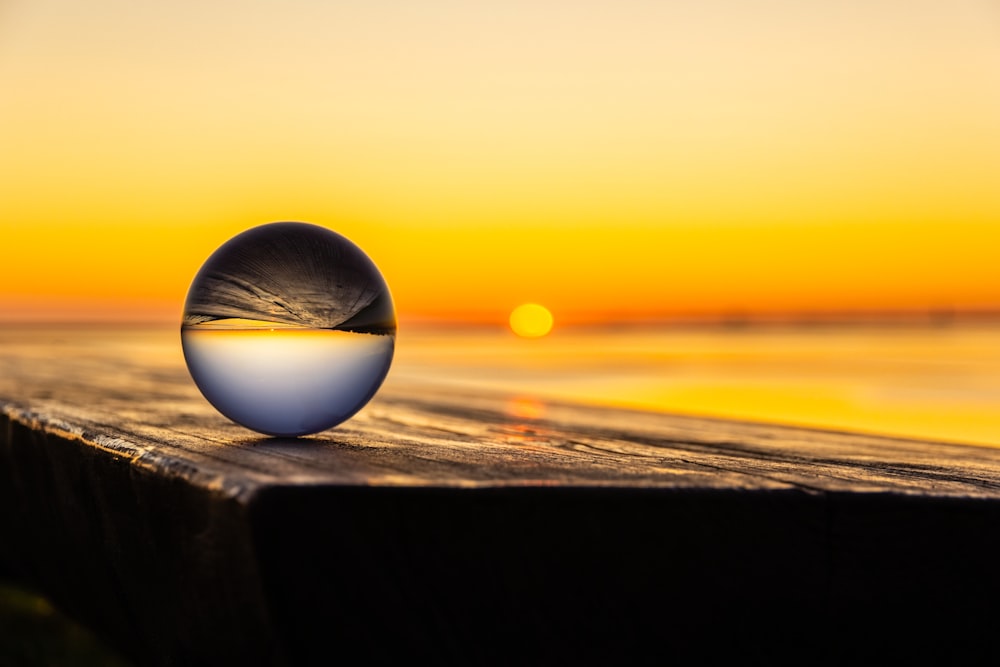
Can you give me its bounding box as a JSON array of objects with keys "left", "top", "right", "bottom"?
[{"left": 2, "top": 0, "right": 999, "bottom": 325}]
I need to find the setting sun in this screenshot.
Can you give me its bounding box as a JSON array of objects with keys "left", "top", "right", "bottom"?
[
  {"left": 509, "top": 304, "right": 554, "bottom": 338},
  {"left": 2, "top": 2, "right": 1000, "bottom": 326}
]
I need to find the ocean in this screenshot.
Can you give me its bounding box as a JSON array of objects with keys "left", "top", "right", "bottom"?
[
  {"left": 393, "top": 323, "right": 1000, "bottom": 448},
  {"left": 3, "top": 321, "right": 999, "bottom": 448}
]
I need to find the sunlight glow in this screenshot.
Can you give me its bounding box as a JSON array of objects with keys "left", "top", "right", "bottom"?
[
  {"left": 510, "top": 304, "right": 554, "bottom": 338},
  {"left": 2, "top": 1, "right": 1000, "bottom": 324}
]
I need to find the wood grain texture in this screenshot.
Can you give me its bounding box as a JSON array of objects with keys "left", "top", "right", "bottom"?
[{"left": 1, "top": 325, "right": 999, "bottom": 665}]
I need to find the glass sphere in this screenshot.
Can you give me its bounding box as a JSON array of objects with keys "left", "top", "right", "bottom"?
[{"left": 181, "top": 221, "right": 395, "bottom": 437}]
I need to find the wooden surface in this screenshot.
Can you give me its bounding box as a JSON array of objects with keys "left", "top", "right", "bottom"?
[{"left": 2, "top": 325, "right": 1000, "bottom": 665}]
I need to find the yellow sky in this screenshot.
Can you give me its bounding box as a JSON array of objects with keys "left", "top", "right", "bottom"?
[{"left": 2, "top": 0, "right": 999, "bottom": 324}]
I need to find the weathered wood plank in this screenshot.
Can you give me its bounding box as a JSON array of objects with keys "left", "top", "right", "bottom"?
[
  {"left": 1, "top": 325, "right": 1000, "bottom": 665},
  {"left": 3, "top": 326, "right": 999, "bottom": 496}
]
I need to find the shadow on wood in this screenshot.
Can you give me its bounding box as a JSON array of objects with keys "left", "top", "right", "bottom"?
[
  {"left": 1, "top": 326, "right": 999, "bottom": 664},
  {"left": 2, "top": 407, "right": 999, "bottom": 665}
]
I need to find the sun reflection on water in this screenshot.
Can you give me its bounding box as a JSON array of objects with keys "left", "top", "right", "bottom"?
[{"left": 393, "top": 323, "right": 1000, "bottom": 448}]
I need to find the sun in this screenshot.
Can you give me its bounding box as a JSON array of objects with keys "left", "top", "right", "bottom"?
[{"left": 509, "top": 303, "right": 553, "bottom": 338}]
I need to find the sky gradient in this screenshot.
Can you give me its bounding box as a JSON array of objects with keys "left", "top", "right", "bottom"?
[{"left": 2, "top": 0, "right": 999, "bottom": 324}]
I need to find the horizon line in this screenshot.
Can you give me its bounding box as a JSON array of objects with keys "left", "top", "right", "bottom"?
[{"left": 5, "top": 307, "right": 1000, "bottom": 330}]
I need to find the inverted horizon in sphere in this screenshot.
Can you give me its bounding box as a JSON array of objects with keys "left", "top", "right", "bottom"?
[{"left": 183, "top": 222, "right": 396, "bottom": 436}]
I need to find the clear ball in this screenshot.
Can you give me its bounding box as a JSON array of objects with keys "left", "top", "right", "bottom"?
[{"left": 181, "top": 222, "right": 395, "bottom": 437}]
